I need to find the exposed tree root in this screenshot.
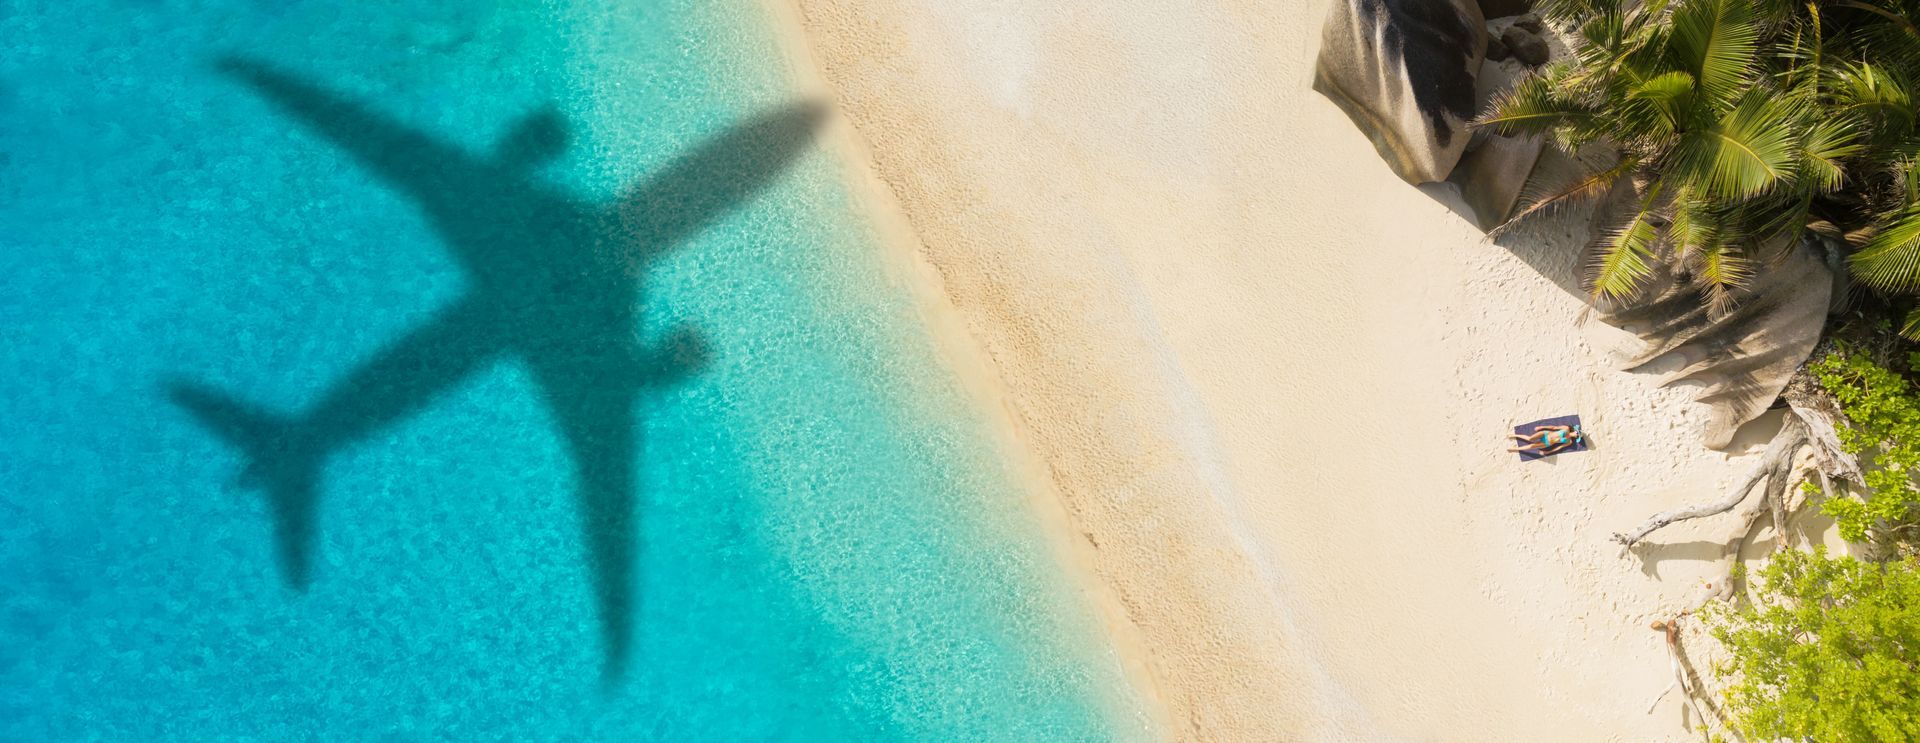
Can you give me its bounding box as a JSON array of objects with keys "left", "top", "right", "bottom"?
[
  {"left": 1613, "top": 369, "right": 1863, "bottom": 549},
  {"left": 1612, "top": 417, "right": 1807, "bottom": 548},
  {"left": 1610, "top": 375, "right": 1872, "bottom": 736},
  {"left": 1676, "top": 456, "right": 1781, "bottom": 617}
]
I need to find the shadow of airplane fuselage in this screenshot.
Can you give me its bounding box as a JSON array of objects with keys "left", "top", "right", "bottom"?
[{"left": 168, "top": 57, "right": 824, "bottom": 680}]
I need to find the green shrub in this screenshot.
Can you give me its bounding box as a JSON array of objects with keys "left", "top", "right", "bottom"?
[
  {"left": 1704, "top": 548, "right": 1920, "bottom": 741},
  {"left": 1808, "top": 348, "right": 1920, "bottom": 542}
]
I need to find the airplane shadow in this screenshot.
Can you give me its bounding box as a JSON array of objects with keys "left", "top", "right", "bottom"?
[{"left": 165, "top": 56, "right": 825, "bottom": 682}]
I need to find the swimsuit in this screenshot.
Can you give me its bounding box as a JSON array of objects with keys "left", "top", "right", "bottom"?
[{"left": 1543, "top": 426, "right": 1582, "bottom": 447}]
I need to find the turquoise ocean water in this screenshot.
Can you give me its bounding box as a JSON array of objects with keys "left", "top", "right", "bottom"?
[{"left": 0, "top": 1, "right": 1148, "bottom": 739}]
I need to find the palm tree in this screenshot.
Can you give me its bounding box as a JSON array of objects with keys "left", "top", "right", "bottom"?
[{"left": 1477, "top": 0, "right": 1920, "bottom": 330}]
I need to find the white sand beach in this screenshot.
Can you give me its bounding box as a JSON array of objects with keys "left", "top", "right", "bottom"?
[{"left": 767, "top": 0, "right": 1810, "bottom": 738}]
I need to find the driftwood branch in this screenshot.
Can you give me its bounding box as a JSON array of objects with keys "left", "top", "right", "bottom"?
[
  {"left": 1613, "top": 418, "right": 1807, "bottom": 547},
  {"left": 1658, "top": 621, "right": 1709, "bottom": 727},
  {"left": 1764, "top": 423, "right": 1800, "bottom": 549},
  {"left": 1644, "top": 678, "right": 1676, "bottom": 715},
  {"left": 1648, "top": 618, "right": 1730, "bottom": 734},
  {"left": 1611, "top": 466, "right": 1763, "bottom": 547}
]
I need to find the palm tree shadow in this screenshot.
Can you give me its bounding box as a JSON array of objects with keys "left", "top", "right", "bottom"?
[{"left": 165, "top": 56, "right": 825, "bottom": 682}]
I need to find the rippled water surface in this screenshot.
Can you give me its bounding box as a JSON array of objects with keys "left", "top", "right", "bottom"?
[{"left": 0, "top": 1, "right": 1146, "bottom": 739}]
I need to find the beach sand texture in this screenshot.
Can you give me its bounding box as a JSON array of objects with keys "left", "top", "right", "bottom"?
[{"left": 771, "top": 0, "right": 1815, "bottom": 739}]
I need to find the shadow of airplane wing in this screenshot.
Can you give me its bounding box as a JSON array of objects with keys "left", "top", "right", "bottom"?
[
  {"left": 216, "top": 56, "right": 479, "bottom": 207},
  {"left": 524, "top": 352, "right": 644, "bottom": 682},
  {"left": 532, "top": 105, "right": 826, "bottom": 677},
  {"left": 611, "top": 101, "right": 828, "bottom": 273}
]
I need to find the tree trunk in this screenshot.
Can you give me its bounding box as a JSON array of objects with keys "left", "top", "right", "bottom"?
[{"left": 1782, "top": 370, "right": 1864, "bottom": 485}]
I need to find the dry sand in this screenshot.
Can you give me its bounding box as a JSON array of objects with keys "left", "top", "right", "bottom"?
[{"left": 764, "top": 1, "right": 1821, "bottom": 739}]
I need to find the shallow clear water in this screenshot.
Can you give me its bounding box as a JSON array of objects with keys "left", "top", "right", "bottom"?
[{"left": 0, "top": 1, "right": 1146, "bottom": 739}]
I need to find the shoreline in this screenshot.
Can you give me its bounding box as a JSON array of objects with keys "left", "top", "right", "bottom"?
[
  {"left": 754, "top": 1, "right": 1184, "bottom": 736},
  {"left": 758, "top": 1, "right": 1356, "bottom": 737},
  {"left": 764, "top": 0, "right": 1785, "bottom": 740}
]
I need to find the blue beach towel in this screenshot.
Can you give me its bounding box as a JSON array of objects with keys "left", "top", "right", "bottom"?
[{"left": 1514, "top": 414, "right": 1589, "bottom": 461}]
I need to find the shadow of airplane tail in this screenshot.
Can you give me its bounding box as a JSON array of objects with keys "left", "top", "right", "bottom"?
[{"left": 167, "top": 380, "right": 322, "bottom": 588}]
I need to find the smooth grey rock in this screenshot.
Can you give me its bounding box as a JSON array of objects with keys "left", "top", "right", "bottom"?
[
  {"left": 1448, "top": 56, "right": 1544, "bottom": 229},
  {"left": 1501, "top": 25, "right": 1550, "bottom": 66},
  {"left": 1486, "top": 34, "right": 1511, "bottom": 62},
  {"left": 1477, "top": 0, "right": 1534, "bottom": 17},
  {"left": 1314, "top": 0, "right": 1488, "bottom": 184},
  {"left": 1450, "top": 132, "right": 1544, "bottom": 229}
]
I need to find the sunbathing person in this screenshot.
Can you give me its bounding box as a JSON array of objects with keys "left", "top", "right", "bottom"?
[{"left": 1509, "top": 424, "right": 1583, "bottom": 455}]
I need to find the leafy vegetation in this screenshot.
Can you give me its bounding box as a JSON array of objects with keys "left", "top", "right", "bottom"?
[
  {"left": 1809, "top": 346, "right": 1920, "bottom": 545},
  {"left": 1703, "top": 548, "right": 1920, "bottom": 741},
  {"left": 1478, "top": 0, "right": 1920, "bottom": 321},
  {"left": 1693, "top": 346, "right": 1920, "bottom": 740}
]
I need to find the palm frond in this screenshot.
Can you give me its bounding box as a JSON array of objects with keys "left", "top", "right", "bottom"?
[
  {"left": 1627, "top": 70, "right": 1697, "bottom": 136},
  {"left": 1745, "top": 0, "right": 1800, "bottom": 27},
  {"left": 1618, "top": 25, "right": 1678, "bottom": 84},
  {"left": 1831, "top": 62, "right": 1916, "bottom": 136},
  {"left": 1801, "top": 116, "right": 1864, "bottom": 192},
  {"left": 1670, "top": 0, "right": 1761, "bottom": 106},
  {"left": 1589, "top": 208, "right": 1664, "bottom": 300},
  {"left": 1573, "top": 11, "right": 1637, "bottom": 80},
  {"left": 1751, "top": 191, "right": 1815, "bottom": 246},
  {"left": 1665, "top": 186, "right": 1718, "bottom": 259},
  {"left": 1903, "top": 155, "right": 1920, "bottom": 206},
  {"left": 1475, "top": 74, "right": 1596, "bottom": 137},
  {"left": 1538, "top": 0, "right": 1627, "bottom": 25},
  {"left": 1692, "top": 242, "right": 1752, "bottom": 315},
  {"left": 1901, "top": 305, "right": 1920, "bottom": 340},
  {"left": 1624, "top": 0, "right": 1666, "bottom": 22},
  {"left": 1774, "top": 2, "right": 1824, "bottom": 93},
  {"left": 1840, "top": 4, "right": 1920, "bottom": 88},
  {"left": 1551, "top": 122, "right": 1613, "bottom": 154},
  {"left": 1851, "top": 204, "right": 1920, "bottom": 290},
  {"left": 1491, "top": 155, "right": 1644, "bottom": 237},
  {"left": 1671, "top": 90, "right": 1801, "bottom": 198},
  {"left": 1837, "top": 1, "right": 1920, "bottom": 46}
]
